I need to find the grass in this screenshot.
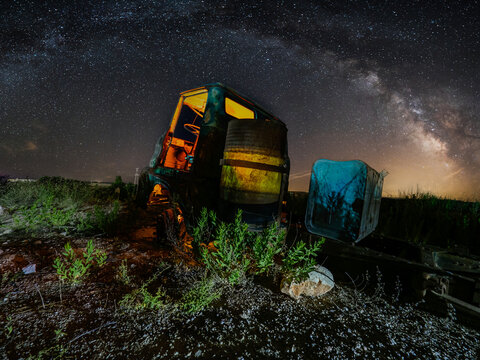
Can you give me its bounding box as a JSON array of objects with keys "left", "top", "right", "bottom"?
[
  {"left": 0, "top": 176, "right": 132, "bottom": 236},
  {"left": 12, "top": 195, "right": 77, "bottom": 234},
  {"left": 119, "top": 269, "right": 222, "bottom": 314},
  {"left": 377, "top": 191, "right": 480, "bottom": 254},
  {"left": 119, "top": 265, "right": 172, "bottom": 310},
  {"left": 0, "top": 177, "right": 95, "bottom": 210},
  {"left": 180, "top": 276, "right": 223, "bottom": 313}
]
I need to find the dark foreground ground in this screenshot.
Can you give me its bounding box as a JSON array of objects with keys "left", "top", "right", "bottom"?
[{"left": 1, "top": 234, "right": 479, "bottom": 360}]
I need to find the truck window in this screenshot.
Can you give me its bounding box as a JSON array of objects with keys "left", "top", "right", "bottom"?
[
  {"left": 225, "top": 97, "right": 255, "bottom": 119},
  {"left": 162, "top": 90, "right": 208, "bottom": 171}
]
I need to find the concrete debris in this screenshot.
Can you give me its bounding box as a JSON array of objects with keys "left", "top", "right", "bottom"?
[{"left": 281, "top": 265, "right": 334, "bottom": 300}]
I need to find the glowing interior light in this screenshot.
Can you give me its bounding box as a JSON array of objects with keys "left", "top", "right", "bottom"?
[{"left": 225, "top": 97, "right": 255, "bottom": 119}]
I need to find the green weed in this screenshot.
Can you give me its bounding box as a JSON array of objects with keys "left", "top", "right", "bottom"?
[
  {"left": 53, "top": 240, "right": 107, "bottom": 284},
  {"left": 1, "top": 177, "right": 124, "bottom": 236},
  {"left": 120, "top": 288, "right": 164, "bottom": 310},
  {"left": 3, "top": 315, "right": 13, "bottom": 338},
  {"left": 92, "top": 201, "right": 120, "bottom": 235},
  {"left": 0, "top": 177, "right": 95, "bottom": 210},
  {"left": 282, "top": 238, "right": 325, "bottom": 282},
  {"left": 141, "top": 287, "right": 168, "bottom": 309},
  {"left": 54, "top": 328, "right": 66, "bottom": 341},
  {"left": 252, "top": 223, "right": 285, "bottom": 275},
  {"left": 12, "top": 195, "right": 77, "bottom": 234},
  {"left": 95, "top": 248, "right": 108, "bottom": 267},
  {"left": 1, "top": 270, "right": 12, "bottom": 286},
  {"left": 180, "top": 277, "right": 222, "bottom": 313},
  {"left": 116, "top": 259, "right": 131, "bottom": 285},
  {"left": 120, "top": 281, "right": 169, "bottom": 310},
  {"left": 26, "top": 328, "right": 68, "bottom": 360},
  {"left": 194, "top": 208, "right": 323, "bottom": 285},
  {"left": 75, "top": 212, "right": 95, "bottom": 233},
  {"left": 192, "top": 207, "right": 217, "bottom": 247},
  {"left": 119, "top": 265, "right": 171, "bottom": 310},
  {"left": 198, "top": 211, "right": 251, "bottom": 285}
]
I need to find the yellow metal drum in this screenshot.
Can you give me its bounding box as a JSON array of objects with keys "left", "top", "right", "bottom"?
[{"left": 220, "top": 118, "right": 288, "bottom": 206}]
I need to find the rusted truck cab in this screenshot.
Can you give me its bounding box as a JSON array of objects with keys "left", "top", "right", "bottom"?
[{"left": 139, "top": 83, "right": 289, "bottom": 227}]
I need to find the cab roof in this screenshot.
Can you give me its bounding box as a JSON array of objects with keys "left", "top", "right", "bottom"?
[{"left": 180, "top": 82, "right": 284, "bottom": 125}]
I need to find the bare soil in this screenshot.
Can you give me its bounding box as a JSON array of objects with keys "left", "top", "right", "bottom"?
[{"left": 1, "top": 234, "right": 479, "bottom": 360}]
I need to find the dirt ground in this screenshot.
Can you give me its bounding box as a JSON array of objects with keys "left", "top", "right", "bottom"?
[{"left": 1, "top": 233, "right": 479, "bottom": 360}]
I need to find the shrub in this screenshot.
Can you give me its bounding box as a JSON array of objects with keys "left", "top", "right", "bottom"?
[
  {"left": 0, "top": 177, "right": 96, "bottom": 210},
  {"left": 282, "top": 237, "right": 325, "bottom": 282},
  {"left": 193, "top": 208, "right": 323, "bottom": 285},
  {"left": 75, "top": 201, "right": 121, "bottom": 235},
  {"left": 198, "top": 210, "right": 251, "bottom": 285},
  {"left": 0, "top": 175, "right": 9, "bottom": 192},
  {"left": 252, "top": 224, "right": 285, "bottom": 275},
  {"left": 377, "top": 192, "right": 480, "bottom": 253},
  {"left": 75, "top": 213, "right": 95, "bottom": 233},
  {"left": 192, "top": 207, "right": 217, "bottom": 247}
]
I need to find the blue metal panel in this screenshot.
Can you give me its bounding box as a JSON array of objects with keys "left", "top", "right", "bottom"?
[{"left": 305, "top": 160, "right": 384, "bottom": 242}]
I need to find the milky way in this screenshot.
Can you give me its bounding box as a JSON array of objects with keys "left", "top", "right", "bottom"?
[{"left": 1, "top": 0, "right": 479, "bottom": 198}]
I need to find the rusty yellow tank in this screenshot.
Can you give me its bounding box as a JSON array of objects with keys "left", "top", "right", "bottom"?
[{"left": 219, "top": 118, "right": 289, "bottom": 225}]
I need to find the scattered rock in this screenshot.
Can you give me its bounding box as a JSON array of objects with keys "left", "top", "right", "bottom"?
[
  {"left": 22, "top": 264, "right": 37, "bottom": 275},
  {"left": 281, "top": 265, "right": 334, "bottom": 300},
  {"left": 22, "top": 263, "right": 36, "bottom": 274}
]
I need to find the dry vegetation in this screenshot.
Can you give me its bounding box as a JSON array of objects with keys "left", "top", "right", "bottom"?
[{"left": 1, "top": 177, "right": 479, "bottom": 359}]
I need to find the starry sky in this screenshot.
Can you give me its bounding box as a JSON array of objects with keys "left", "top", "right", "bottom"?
[{"left": 1, "top": 0, "right": 480, "bottom": 199}]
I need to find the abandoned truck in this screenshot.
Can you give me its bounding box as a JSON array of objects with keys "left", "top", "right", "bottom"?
[
  {"left": 137, "top": 83, "right": 385, "bottom": 242},
  {"left": 137, "top": 83, "right": 290, "bottom": 228}
]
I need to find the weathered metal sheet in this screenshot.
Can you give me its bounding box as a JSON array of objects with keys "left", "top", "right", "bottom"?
[
  {"left": 305, "top": 159, "right": 385, "bottom": 242},
  {"left": 433, "top": 251, "right": 480, "bottom": 275}
]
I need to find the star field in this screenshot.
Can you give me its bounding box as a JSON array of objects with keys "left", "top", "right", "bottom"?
[{"left": 1, "top": 0, "right": 479, "bottom": 198}]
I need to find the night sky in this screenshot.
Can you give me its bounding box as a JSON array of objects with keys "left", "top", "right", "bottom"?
[{"left": 1, "top": 0, "right": 479, "bottom": 199}]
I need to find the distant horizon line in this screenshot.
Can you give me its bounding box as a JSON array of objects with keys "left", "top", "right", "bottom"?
[{"left": 4, "top": 177, "right": 478, "bottom": 202}]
